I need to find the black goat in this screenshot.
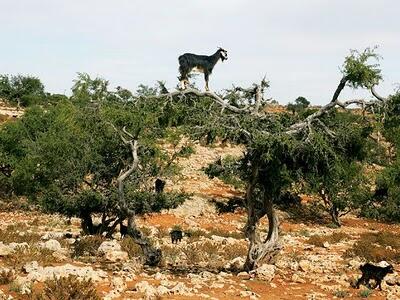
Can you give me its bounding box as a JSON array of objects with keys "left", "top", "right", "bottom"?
[
  {"left": 178, "top": 47, "right": 228, "bottom": 91},
  {"left": 354, "top": 262, "right": 394, "bottom": 290},
  {"left": 170, "top": 229, "right": 183, "bottom": 244},
  {"left": 155, "top": 178, "right": 166, "bottom": 194}
]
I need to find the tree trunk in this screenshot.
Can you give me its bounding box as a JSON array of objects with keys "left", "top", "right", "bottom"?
[
  {"left": 330, "top": 204, "right": 341, "bottom": 227},
  {"left": 113, "top": 134, "right": 162, "bottom": 266},
  {"left": 243, "top": 174, "right": 280, "bottom": 271}
]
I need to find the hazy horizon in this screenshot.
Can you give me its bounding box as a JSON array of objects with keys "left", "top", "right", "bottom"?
[{"left": 1, "top": 0, "right": 399, "bottom": 104}]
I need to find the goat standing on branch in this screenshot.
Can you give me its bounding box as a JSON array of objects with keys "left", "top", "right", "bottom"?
[{"left": 178, "top": 47, "right": 228, "bottom": 91}]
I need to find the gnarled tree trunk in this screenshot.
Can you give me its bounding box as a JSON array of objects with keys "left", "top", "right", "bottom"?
[
  {"left": 113, "top": 126, "right": 162, "bottom": 266},
  {"left": 243, "top": 166, "right": 281, "bottom": 271}
]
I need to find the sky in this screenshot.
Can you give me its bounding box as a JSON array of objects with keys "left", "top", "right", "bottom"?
[{"left": 0, "top": 0, "right": 399, "bottom": 104}]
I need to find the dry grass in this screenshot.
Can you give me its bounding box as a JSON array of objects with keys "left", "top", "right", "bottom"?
[
  {"left": 0, "top": 223, "right": 42, "bottom": 244},
  {"left": 30, "top": 275, "right": 100, "bottom": 300},
  {"left": 3, "top": 246, "right": 56, "bottom": 270},
  {"left": 206, "top": 228, "right": 244, "bottom": 239},
  {"left": 72, "top": 235, "right": 105, "bottom": 257},
  {"left": 182, "top": 229, "right": 208, "bottom": 243},
  {"left": 344, "top": 231, "right": 400, "bottom": 263},
  {"left": 120, "top": 236, "right": 144, "bottom": 259},
  {"left": 0, "top": 269, "right": 15, "bottom": 285},
  {"left": 181, "top": 241, "right": 225, "bottom": 268},
  {"left": 308, "top": 232, "right": 350, "bottom": 247},
  {"left": 220, "top": 243, "right": 248, "bottom": 261},
  {"left": 161, "top": 245, "right": 182, "bottom": 265}
]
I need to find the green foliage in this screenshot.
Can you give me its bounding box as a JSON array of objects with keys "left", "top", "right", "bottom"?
[
  {"left": 359, "top": 289, "right": 372, "bottom": 298},
  {"left": 287, "top": 96, "right": 310, "bottom": 115},
  {"left": 0, "top": 75, "right": 189, "bottom": 233},
  {"left": 72, "top": 235, "right": 105, "bottom": 257},
  {"left": 342, "top": 47, "right": 382, "bottom": 88},
  {"left": 0, "top": 74, "right": 45, "bottom": 106},
  {"left": 362, "top": 92, "right": 400, "bottom": 222},
  {"left": 204, "top": 155, "right": 244, "bottom": 189}
]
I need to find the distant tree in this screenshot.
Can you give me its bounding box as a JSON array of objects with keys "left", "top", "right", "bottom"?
[
  {"left": 287, "top": 96, "right": 310, "bottom": 114},
  {"left": 0, "top": 76, "right": 190, "bottom": 266},
  {"left": 0, "top": 74, "right": 45, "bottom": 106}
]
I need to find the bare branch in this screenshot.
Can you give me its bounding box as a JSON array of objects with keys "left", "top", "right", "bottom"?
[{"left": 371, "top": 85, "right": 387, "bottom": 102}]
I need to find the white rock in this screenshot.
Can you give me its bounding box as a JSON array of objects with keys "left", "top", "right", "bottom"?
[
  {"left": 98, "top": 240, "right": 121, "bottom": 254},
  {"left": 41, "top": 232, "right": 65, "bottom": 240},
  {"left": 104, "top": 250, "right": 128, "bottom": 262},
  {"left": 299, "top": 259, "right": 312, "bottom": 272},
  {"left": 0, "top": 242, "right": 13, "bottom": 256},
  {"left": 157, "top": 285, "right": 170, "bottom": 295},
  {"left": 111, "top": 277, "right": 127, "bottom": 292},
  {"left": 292, "top": 273, "right": 306, "bottom": 283},
  {"left": 225, "top": 257, "right": 245, "bottom": 270},
  {"left": 23, "top": 261, "right": 39, "bottom": 273},
  {"left": 8, "top": 242, "right": 29, "bottom": 250},
  {"left": 41, "top": 239, "right": 61, "bottom": 252},
  {"left": 253, "top": 264, "right": 275, "bottom": 281},
  {"left": 237, "top": 271, "right": 250, "bottom": 279}
]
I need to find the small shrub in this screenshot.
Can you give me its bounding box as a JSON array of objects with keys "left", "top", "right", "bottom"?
[
  {"left": 120, "top": 236, "right": 143, "bottom": 259},
  {"left": 182, "top": 241, "right": 220, "bottom": 266},
  {"left": 161, "top": 245, "right": 181, "bottom": 265},
  {"left": 344, "top": 231, "right": 400, "bottom": 263},
  {"left": 8, "top": 281, "right": 21, "bottom": 293},
  {"left": 155, "top": 227, "right": 169, "bottom": 239},
  {"left": 31, "top": 275, "right": 100, "bottom": 300},
  {"left": 308, "top": 232, "right": 349, "bottom": 247},
  {"left": 0, "top": 224, "right": 41, "bottom": 245},
  {"left": 171, "top": 224, "right": 182, "bottom": 231},
  {"left": 297, "top": 229, "right": 311, "bottom": 237},
  {"left": 72, "top": 235, "right": 105, "bottom": 257},
  {"left": 220, "top": 244, "right": 247, "bottom": 261},
  {"left": 333, "top": 290, "right": 349, "bottom": 298},
  {"left": 206, "top": 228, "right": 244, "bottom": 239},
  {"left": 139, "top": 226, "right": 152, "bottom": 237},
  {"left": 4, "top": 246, "right": 56, "bottom": 270},
  {"left": 359, "top": 288, "right": 372, "bottom": 298},
  {"left": 0, "top": 269, "right": 15, "bottom": 285},
  {"left": 185, "top": 229, "right": 207, "bottom": 242}
]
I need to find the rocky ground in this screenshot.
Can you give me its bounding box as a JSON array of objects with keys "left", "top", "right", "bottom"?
[{"left": 1, "top": 143, "right": 400, "bottom": 300}]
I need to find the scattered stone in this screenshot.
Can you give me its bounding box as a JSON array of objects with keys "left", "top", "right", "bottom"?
[
  {"left": 322, "top": 241, "right": 330, "bottom": 249},
  {"left": 252, "top": 264, "right": 275, "bottom": 281},
  {"left": 225, "top": 257, "right": 245, "bottom": 270},
  {"left": 40, "top": 239, "right": 62, "bottom": 252},
  {"left": 98, "top": 240, "right": 122, "bottom": 254},
  {"left": 111, "top": 277, "right": 127, "bottom": 292},
  {"left": 299, "top": 260, "right": 311, "bottom": 272},
  {"left": 41, "top": 232, "right": 65, "bottom": 240},
  {"left": 8, "top": 242, "right": 29, "bottom": 250},
  {"left": 104, "top": 250, "right": 128, "bottom": 262},
  {"left": 23, "top": 262, "right": 107, "bottom": 282},
  {"left": 292, "top": 273, "right": 306, "bottom": 283},
  {"left": 240, "top": 290, "right": 260, "bottom": 298},
  {"left": 0, "top": 242, "right": 13, "bottom": 256},
  {"left": 237, "top": 271, "right": 250, "bottom": 279}
]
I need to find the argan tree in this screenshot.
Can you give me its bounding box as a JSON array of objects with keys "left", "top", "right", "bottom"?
[{"left": 158, "top": 47, "right": 390, "bottom": 270}]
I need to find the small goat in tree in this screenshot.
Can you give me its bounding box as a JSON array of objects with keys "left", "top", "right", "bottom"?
[{"left": 178, "top": 47, "right": 228, "bottom": 91}]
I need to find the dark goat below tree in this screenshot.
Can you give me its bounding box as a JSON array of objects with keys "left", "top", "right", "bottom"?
[
  {"left": 178, "top": 47, "right": 228, "bottom": 91},
  {"left": 170, "top": 230, "right": 183, "bottom": 244},
  {"left": 155, "top": 178, "right": 166, "bottom": 194},
  {"left": 354, "top": 262, "right": 394, "bottom": 290}
]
